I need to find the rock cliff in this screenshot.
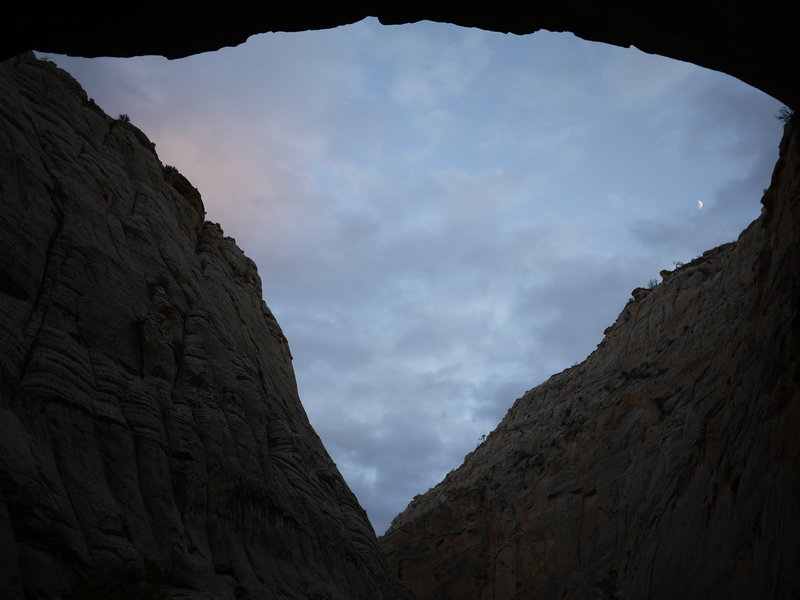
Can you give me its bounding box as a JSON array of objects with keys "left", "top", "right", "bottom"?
[
  {"left": 3, "top": 11, "right": 800, "bottom": 598},
  {"left": 380, "top": 120, "right": 800, "bottom": 596},
  {"left": 0, "top": 53, "right": 411, "bottom": 600}
]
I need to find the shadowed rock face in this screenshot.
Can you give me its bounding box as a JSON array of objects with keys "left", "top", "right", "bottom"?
[
  {"left": 2, "top": 6, "right": 799, "bottom": 600},
  {"left": 0, "top": 53, "right": 411, "bottom": 600},
  {"left": 3, "top": 5, "right": 800, "bottom": 109},
  {"left": 380, "top": 122, "right": 800, "bottom": 597}
]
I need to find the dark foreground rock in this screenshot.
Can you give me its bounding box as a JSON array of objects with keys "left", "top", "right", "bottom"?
[
  {"left": 0, "top": 53, "right": 411, "bottom": 600},
  {"left": 3, "top": 5, "right": 800, "bottom": 110},
  {"left": 380, "top": 119, "right": 800, "bottom": 597}
]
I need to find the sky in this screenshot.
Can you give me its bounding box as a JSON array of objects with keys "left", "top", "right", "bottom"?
[{"left": 44, "top": 17, "right": 785, "bottom": 535}]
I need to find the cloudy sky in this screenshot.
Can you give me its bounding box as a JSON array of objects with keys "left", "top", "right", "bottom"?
[{"left": 45, "top": 18, "right": 785, "bottom": 535}]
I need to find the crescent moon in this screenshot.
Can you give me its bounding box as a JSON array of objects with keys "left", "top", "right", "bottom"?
[{"left": 697, "top": 200, "right": 704, "bottom": 209}]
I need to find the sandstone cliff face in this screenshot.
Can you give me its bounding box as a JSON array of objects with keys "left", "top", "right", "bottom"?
[
  {"left": 0, "top": 53, "right": 411, "bottom": 600},
  {"left": 381, "top": 122, "right": 800, "bottom": 597}
]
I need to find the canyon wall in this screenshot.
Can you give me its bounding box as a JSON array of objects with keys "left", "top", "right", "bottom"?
[
  {"left": 0, "top": 53, "right": 411, "bottom": 600},
  {"left": 380, "top": 119, "right": 800, "bottom": 598},
  {"left": 2, "top": 5, "right": 799, "bottom": 599}
]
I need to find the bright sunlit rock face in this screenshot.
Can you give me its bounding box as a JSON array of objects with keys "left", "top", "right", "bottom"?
[{"left": 44, "top": 18, "right": 785, "bottom": 535}]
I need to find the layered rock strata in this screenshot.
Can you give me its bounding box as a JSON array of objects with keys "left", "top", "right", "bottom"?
[
  {"left": 380, "top": 120, "right": 800, "bottom": 598},
  {"left": 0, "top": 53, "right": 411, "bottom": 600}
]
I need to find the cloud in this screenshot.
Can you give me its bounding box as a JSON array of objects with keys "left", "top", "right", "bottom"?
[
  {"left": 46, "top": 18, "right": 785, "bottom": 537},
  {"left": 599, "top": 45, "right": 697, "bottom": 106},
  {"left": 626, "top": 76, "right": 782, "bottom": 262},
  {"left": 375, "top": 22, "right": 495, "bottom": 108}
]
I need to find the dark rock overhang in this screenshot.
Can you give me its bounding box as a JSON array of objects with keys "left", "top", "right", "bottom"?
[{"left": 4, "top": 4, "right": 800, "bottom": 109}]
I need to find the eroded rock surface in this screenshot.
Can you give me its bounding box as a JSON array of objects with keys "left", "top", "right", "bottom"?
[
  {"left": 381, "top": 121, "right": 800, "bottom": 598},
  {"left": 0, "top": 53, "right": 411, "bottom": 600}
]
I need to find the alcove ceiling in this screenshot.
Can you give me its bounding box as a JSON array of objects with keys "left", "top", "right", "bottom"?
[{"left": 4, "top": 5, "right": 799, "bottom": 109}]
